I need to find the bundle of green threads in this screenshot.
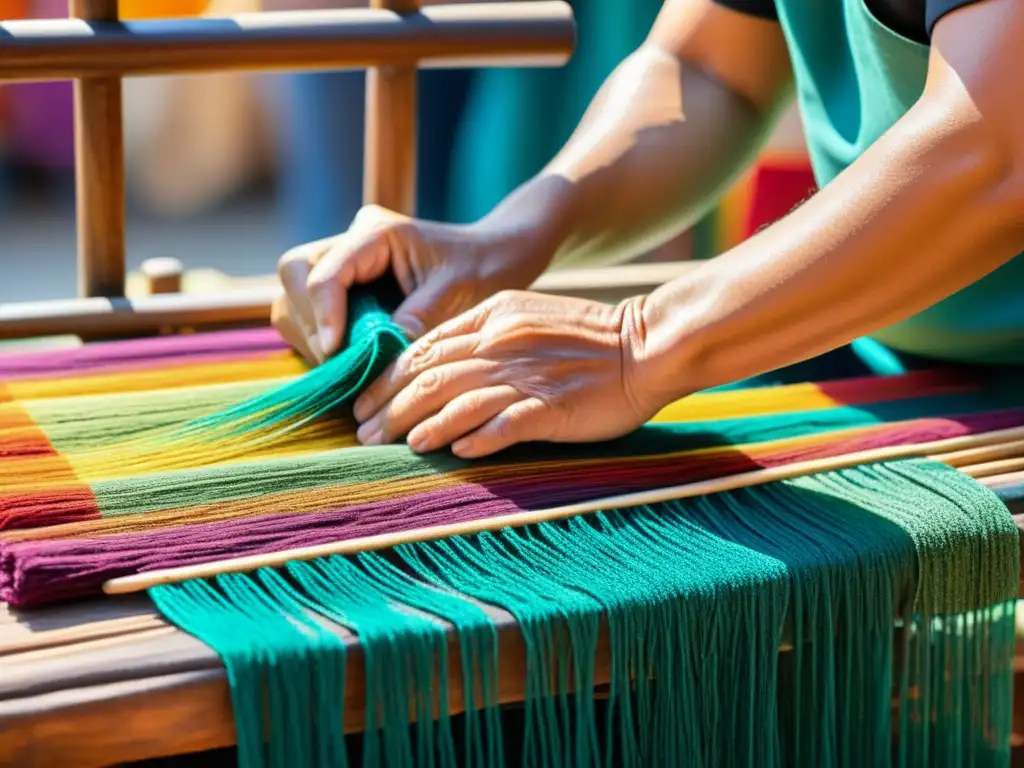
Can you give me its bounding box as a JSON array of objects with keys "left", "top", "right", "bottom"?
[{"left": 152, "top": 459, "right": 1019, "bottom": 768}]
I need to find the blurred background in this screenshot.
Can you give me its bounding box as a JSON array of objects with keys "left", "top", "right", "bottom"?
[{"left": 0, "top": 0, "right": 813, "bottom": 303}]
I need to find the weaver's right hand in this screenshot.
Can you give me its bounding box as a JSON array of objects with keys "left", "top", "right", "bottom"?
[{"left": 272, "top": 204, "right": 552, "bottom": 364}]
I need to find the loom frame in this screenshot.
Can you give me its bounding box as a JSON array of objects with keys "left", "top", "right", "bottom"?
[{"left": 0, "top": 0, "right": 577, "bottom": 338}]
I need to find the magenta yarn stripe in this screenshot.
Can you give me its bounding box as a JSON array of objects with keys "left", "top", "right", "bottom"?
[
  {"left": 0, "top": 328, "right": 286, "bottom": 379},
  {"left": 0, "top": 348, "right": 296, "bottom": 383},
  {"left": 3, "top": 408, "right": 1023, "bottom": 607}
]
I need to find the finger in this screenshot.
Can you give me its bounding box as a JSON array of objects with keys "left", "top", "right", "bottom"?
[
  {"left": 355, "top": 359, "right": 495, "bottom": 446},
  {"left": 277, "top": 251, "right": 327, "bottom": 362},
  {"left": 451, "top": 398, "right": 553, "bottom": 458},
  {"left": 270, "top": 295, "right": 319, "bottom": 366},
  {"left": 353, "top": 329, "right": 482, "bottom": 422},
  {"left": 406, "top": 385, "right": 524, "bottom": 453},
  {"left": 390, "top": 275, "right": 472, "bottom": 340},
  {"left": 307, "top": 229, "right": 392, "bottom": 358}
]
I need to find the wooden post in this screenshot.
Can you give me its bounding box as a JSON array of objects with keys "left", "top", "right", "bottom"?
[
  {"left": 70, "top": 0, "right": 126, "bottom": 298},
  {"left": 364, "top": 0, "right": 419, "bottom": 216}
]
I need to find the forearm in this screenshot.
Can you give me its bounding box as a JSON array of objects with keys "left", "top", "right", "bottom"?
[
  {"left": 639, "top": 88, "right": 1024, "bottom": 397},
  {"left": 474, "top": 6, "right": 791, "bottom": 270}
]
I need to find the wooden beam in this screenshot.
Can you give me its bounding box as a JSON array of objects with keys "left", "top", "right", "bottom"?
[
  {"left": 70, "top": 0, "right": 126, "bottom": 300},
  {"left": 0, "top": 3, "right": 575, "bottom": 82},
  {"left": 0, "top": 262, "right": 701, "bottom": 341}
]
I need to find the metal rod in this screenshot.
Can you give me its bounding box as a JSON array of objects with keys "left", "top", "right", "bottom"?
[
  {"left": 364, "top": 0, "right": 420, "bottom": 215},
  {"left": 71, "top": 0, "right": 126, "bottom": 299},
  {"left": 0, "top": 3, "right": 575, "bottom": 82},
  {"left": 0, "top": 263, "right": 699, "bottom": 341}
]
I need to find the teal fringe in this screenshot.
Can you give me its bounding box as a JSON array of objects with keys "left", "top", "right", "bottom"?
[{"left": 151, "top": 459, "right": 1019, "bottom": 768}]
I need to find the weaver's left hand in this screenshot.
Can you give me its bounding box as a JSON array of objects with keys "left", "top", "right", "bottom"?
[{"left": 352, "top": 291, "right": 664, "bottom": 458}]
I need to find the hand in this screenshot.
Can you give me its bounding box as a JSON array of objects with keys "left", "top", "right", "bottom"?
[
  {"left": 271, "top": 205, "right": 551, "bottom": 364},
  {"left": 350, "top": 291, "right": 667, "bottom": 458}
]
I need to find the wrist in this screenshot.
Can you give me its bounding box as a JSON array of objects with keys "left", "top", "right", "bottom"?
[
  {"left": 468, "top": 173, "right": 577, "bottom": 283},
  {"left": 626, "top": 265, "right": 724, "bottom": 405},
  {"left": 617, "top": 292, "right": 692, "bottom": 418}
]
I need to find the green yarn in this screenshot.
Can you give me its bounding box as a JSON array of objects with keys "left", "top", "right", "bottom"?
[
  {"left": 91, "top": 387, "right": 1024, "bottom": 518},
  {"left": 151, "top": 459, "right": 1019, "bottom": 767},
  {"left": 25, "top": 379, "right": 286, "bottom": 453},
  {"left": 180, "top": 278, "right": 409, "bottom": 443}
]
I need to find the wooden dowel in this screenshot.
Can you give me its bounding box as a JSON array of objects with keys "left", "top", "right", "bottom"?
[
  {"left": 102, "top": 425, "right": 1024, "bottom": 594},
  {"left": 364, "top": 0, "right": 419, "bottom": 216},
  {"left": 0, "top": 262, "right": 700, "bottom": 340},
  {"left": 960, "top": 456, "right": 1024, "bottom": 480},
  {"left": 983, "top": 469, "right": 1024, "bottom": 488},
  {"left": 929, "top": 438, "right": 1024, "bottom": 468},
  {"left": 71, "top": 0, "right": 126, "bottom": 299},
  {"left": 0, "top": 3, "right": 575, "bottom": 82}
]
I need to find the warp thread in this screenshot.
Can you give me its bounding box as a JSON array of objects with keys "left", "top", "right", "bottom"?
[{"left": 150, "top": 460, "right": 1019, "bottom": 768}]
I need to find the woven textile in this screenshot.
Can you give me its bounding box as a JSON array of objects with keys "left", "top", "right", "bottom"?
[{"left": 1, "top": 287, "right": 1022, "bottom": 766}]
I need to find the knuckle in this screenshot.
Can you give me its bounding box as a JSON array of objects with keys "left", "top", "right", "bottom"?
[
  {"left": 457, "top": 392, "right": 485, "bottom": 414},
  {"left": 413, "top": 367, "right": 445, "bottom": 398},
  {"left": 354, "top": 203, "right": 386, "bottom": 223},
  {"left": 355, "top": 204, "right": 409, "bottom": 235},
  {"left": 277, "top": 247, "right": 307, "bottom": 276},
  {"left": 493, "top": 411, "right": 516, "bottom": 441},
  {"left": 421, "top": 415, "right": 448, "bottom": 443},
  {"left": 406, "top": 336, "right": 440, "bottom": 373}
]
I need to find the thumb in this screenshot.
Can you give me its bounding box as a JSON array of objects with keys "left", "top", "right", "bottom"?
[
  {"left": 390, "top": 276, "right": 468, "bottom": 340},
  {"left": 306, "top": 230, "right": 391, "bottom": 357}
]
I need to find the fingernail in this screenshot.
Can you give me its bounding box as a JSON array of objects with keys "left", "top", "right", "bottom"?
[
  {"left": 407, "top": 429, "right": 428, "bottom": 452},
  {"left": 451, "top": 438, "right": 471, "bottom": 457},
  {"left": 318, "top": 326, "right": 338, "bottom": 358},
  {"left": 352, "top": 396, "right": 371, "bottom": 422},
  {"left": 357, "top": 418, "right": 381, "bottom": 445},
  {"left": 358, "top": 428, "right": 382, "bottom": 446}
]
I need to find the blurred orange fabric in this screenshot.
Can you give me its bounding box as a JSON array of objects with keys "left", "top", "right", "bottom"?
[
  {"left": 0, "top": 1, "right": 210, "bottom": 19},
  {"left": 119, "top": 1, "right": 209, "bottom": 19}
]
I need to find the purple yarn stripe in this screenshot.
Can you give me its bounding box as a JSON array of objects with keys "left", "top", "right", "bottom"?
[
  {"left": 0, "top": 328, "right": 286, "bottom": 379},
  {"left": 4, "top": 407, "right": 1024, "bottom": 607},
  {"left": 0, "top": 483, "right": 532, "bottom": 607}
]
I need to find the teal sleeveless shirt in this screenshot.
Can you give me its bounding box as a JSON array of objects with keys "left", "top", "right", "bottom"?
[{"left": 773, "top": 0, "right": 1024, "bottom": 364}]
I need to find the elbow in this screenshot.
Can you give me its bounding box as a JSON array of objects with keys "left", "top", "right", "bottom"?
[
  {"left": 968, "top": 126, "right": 1024, "bottom": 243},
  {"left": 912, "top": 72, "right": 1024, "bottom": 236},
  {"left": 907, "top": 95, "right": 1024, "bottom": 244}
]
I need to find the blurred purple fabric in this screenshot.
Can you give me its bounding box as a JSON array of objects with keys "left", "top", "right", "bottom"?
[{"left": 3, "top": 0, "right": 74, "bottom": 169}]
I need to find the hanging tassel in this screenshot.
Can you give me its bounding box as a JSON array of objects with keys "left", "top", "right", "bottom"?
[{"left": 151, "top": 459, "right": 1018, "bottom": 768}]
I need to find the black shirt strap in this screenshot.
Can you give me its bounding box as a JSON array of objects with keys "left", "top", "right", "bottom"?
[{"left": 710, "top": 0, "right": 778, "bottom": 19}]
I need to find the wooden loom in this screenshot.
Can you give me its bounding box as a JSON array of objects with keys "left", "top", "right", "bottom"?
[{"left": 1, "top": 3, "right": 1024, "bottom": 767}]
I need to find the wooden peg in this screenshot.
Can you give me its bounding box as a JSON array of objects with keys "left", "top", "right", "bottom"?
[{"left": 139, "top": 257, "right": 184, "bottom": 296}]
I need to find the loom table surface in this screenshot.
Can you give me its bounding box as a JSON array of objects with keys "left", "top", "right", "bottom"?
[{"left": 0, "top": 499, "right": 1022, "bottom": 768}]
